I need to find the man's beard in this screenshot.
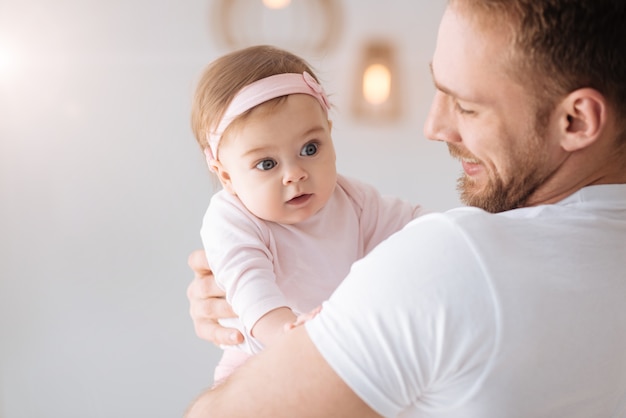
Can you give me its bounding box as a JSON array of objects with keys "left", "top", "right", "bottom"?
[
  {"left": 449, "top": 128, "right": 550, "bottom": 213},
  {"left": 456, "top": 167, "right": 543, "bottom": 213}
]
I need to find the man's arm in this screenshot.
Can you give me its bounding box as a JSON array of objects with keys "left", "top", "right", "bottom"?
[{"left": 184, "top": 325, "right": 382, "bottom": 418}]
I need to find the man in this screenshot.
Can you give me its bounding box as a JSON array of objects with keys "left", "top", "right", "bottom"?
[{"left": 185, "top": 0, "right": 626, "bottom": 416}]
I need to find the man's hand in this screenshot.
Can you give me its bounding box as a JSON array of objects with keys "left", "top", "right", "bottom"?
[{"left": 187, "top": 249, "right": 244, "bottom": 345}]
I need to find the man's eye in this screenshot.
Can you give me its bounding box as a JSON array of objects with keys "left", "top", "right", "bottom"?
[
  {"left": 301, "top": 143, "right": 318, "bottom": 156},
  {"left": 455, "top": 102, "right": 474, "bottom": 115},
  {"left": 255, "top": 159, "right": 276, "bottom": 171}
]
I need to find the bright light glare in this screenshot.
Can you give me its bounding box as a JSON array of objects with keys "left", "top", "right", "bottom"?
[
  {"left": 362, "top": 64, "right": 391, "bottom": 105},
  {"left": 262, "top": 0, "right": 291, "bottom": 10},
  {"left": 0, "top": 45, "right": 20, "bottom": 82}
]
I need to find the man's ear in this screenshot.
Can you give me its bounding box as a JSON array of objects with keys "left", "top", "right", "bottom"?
[
  {"left": 558, "top": 88, "right": 606, "bottom": 152},
  {"left": 209, "top": 160, "right": 236, "bottom": 195}
]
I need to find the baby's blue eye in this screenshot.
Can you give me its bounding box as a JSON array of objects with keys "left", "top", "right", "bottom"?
[
  {"left": 256, "top": 159, "right": 276, "bottom": 171},
  {"left": 301, "top": 143, "right": 318, "bottom": 156}
]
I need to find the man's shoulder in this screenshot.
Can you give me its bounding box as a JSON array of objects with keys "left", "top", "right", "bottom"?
[
  {"left": 407, "top": 203, "right": 555, "bottom": 234},
  {"left": 404, "top": 206, "right": 494, "bottom": 232}
]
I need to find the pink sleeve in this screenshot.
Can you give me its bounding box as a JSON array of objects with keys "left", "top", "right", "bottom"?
[{"left": 201, "top": 192, "right": 288, "bottom": 337}]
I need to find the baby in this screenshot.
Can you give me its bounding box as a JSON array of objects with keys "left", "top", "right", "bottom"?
[{"left": 190, "top": 45, "right": 424, "bottom": 384}]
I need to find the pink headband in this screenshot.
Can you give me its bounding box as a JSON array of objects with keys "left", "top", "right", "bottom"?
[{"left": 204, "top": 71, "right": 330, "bottom": 168}]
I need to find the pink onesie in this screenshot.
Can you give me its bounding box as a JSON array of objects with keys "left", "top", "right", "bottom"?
[{"left": 201, "top": 174, "right": 424, "bottom": 382}]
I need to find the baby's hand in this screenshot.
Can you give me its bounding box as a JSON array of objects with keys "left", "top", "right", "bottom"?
[{"left": 284, "top": 305, "right": 323, "bottom": 331}]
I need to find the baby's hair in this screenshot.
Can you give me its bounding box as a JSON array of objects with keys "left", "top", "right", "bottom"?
[{"left": 191, "top": 45, "right": 321, "bottom": 152}]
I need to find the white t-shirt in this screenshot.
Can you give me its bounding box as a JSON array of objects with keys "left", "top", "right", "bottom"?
[
  {"left": 307, "top": 184, "right": 626, "bottom": 417},
  {"left": 202, "top": 174, "right": 424, "bottom": 354}
]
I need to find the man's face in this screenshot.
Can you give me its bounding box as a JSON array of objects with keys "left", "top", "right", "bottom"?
[{"left": 424, "top": 5, "right": 565, "bottom": 213}]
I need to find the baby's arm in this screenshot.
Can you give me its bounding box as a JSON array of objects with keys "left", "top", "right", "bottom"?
[
  {"left": 251, "top": 307, "right": 298, "bottom": 346},
  {"left": 203, "top": 193, "right": 297, "bottom": 352}
]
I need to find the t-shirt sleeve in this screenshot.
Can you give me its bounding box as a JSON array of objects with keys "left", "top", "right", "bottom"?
[
  {"left": 201, "top": 193, "right": 288, "bottom": 341},
  {"left": 338, "top": 175, "right": 427, "bottom": 255},
  {"left": 305, "top": 213, "right": 499, "bottom": 417}
]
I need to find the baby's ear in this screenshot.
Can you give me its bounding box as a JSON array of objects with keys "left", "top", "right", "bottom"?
[
  {"left": 558, "top": 88, "right": 606, "bottom": 152},
  {"left": 209, "top": 160, "right": 236, "bottom": 195}
]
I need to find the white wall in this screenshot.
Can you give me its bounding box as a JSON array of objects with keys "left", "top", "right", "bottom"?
[{"left": 0, "top": 1, "right": 456, "bottom": 417}]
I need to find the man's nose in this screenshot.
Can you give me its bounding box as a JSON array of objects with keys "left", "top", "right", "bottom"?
[{"left": 423, "top": 90, "right": 461, "bottom": 144}]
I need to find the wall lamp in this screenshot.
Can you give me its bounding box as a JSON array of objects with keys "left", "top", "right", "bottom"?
[{"left": 352, "top": 41, "right": 400, "bottom": 122}]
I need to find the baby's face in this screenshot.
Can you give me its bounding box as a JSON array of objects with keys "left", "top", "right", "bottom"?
[{"left": 217, "top": 94, "right": 337, "bottom": 225}]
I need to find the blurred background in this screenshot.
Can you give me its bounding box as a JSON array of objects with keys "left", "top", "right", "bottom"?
[{"left": 0, "top": 0, "right": 458, "bottom": 416}]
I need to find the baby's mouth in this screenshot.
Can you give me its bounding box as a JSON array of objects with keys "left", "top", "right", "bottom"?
[{"left": 287, "top": 194, "right": 312, "bottom": 205}]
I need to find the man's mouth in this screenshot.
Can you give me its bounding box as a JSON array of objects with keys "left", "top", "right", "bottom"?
[
  {"left": 461, "top": 158, "right": 482, "bottom": 176},
  {"left": 448, "top": 144, "right": 482, "bottom": 175}
]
